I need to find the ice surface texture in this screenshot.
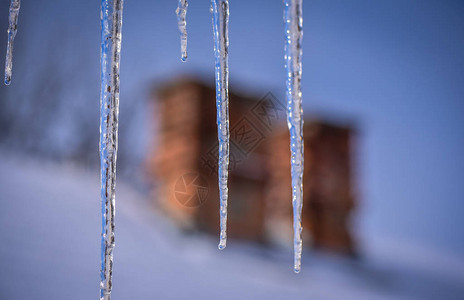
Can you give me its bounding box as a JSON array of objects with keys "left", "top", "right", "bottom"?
[
  {"left": 284, "top": 0, "right": 304, "bottom": 273},
  {"left": 211, "top": 0, "right": 230, "bottom": 250},
  {"left": 99, "top": 0, "right": 124, "bottom": 299},
  {"left": 4, "top": 0, "right": 20, "bottom": 85}
]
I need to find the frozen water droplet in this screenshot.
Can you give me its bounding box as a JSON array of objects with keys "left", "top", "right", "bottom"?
[{"left": 218, "top": 240, "right": 226, "bottom": 250}]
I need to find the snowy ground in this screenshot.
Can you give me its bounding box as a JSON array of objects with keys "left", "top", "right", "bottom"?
[{"left": 0, "top": 154, "right": 463, "bottom": 300}]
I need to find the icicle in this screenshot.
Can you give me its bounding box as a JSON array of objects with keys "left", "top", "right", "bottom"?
[
  {"left": 284, "top": 0, "right": 304, "bottom": 273},
  {"left": 4, "top": 0, "right": 20, "bottom": 85},
  {"left": 176, "top": 0, "right": 188, "bottom": 62},
  {"left": 211, "top": 0, "right": 230, "bottom": 250},
  {"left": 99, "top": 0, "right": 124, "bottom": 299}
]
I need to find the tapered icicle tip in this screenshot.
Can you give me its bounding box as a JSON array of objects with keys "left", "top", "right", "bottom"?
[
  {"left": 218, "top": 224, "right": 227, "bottom": 250},
  {"left": 218, "top": 239, "right": 226, "bottom": 250},
  {"left": 293, "top": 246, "right": 302, "bottom": 273},
  {"left": 176, "top": 0, "right": 188, "bottom": 62}
]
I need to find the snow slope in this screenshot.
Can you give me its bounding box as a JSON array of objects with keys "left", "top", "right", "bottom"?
[{"left": 0, "top": 154, "right": 463, "bottom": 300}]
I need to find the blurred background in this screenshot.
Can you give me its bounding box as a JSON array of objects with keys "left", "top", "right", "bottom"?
[{"left": 0, "top": 0, "right": 463, "bottom": 299}]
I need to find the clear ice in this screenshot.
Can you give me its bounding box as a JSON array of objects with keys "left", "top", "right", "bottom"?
[
  {"left": 284, "top": 0, "right": 304, "bottom": 273},
  {"left": 211, "top": 0, "right": 230, "bottom": 250},
  {"left": 99, "top": 0, "right": 124, "bottom": 299},
  {"left": 176, "top": 0, "right": 188, "bottom": 62},
  {"left": 4, "top": 0, "right": 20, "bottom": 85}
]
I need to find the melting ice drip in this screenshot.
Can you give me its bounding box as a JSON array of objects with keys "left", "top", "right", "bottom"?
[
  {"left": 99, "top": 0, "right": 124, "bottom": 299},
  {"left": 176, "top": 0, "right": 188, "bottom": 62},
  {"left": 4, "top": 0, "right": 20, "bottom": 85},
  {"left": 211, "top": 0, "right": 230, "bottom": 250},
  {"left": 284, "top": 0, "right": 304, "bottom": 273}
]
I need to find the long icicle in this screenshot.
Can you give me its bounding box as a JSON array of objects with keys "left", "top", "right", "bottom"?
[
  {"left": 176, "top": 0, "right": 188, "bottom": 62},
  {"left": 284, "top": 0, "right": 304, "bottom": 273},
  {"left": 211, "top": 0, "right": 230, "bottom": 250},
  {"left": 4, "top": 0, "right": 20, "bottom": 85},
  {"left": 99, "top": 0, "right": 124, "bottom": 299}
]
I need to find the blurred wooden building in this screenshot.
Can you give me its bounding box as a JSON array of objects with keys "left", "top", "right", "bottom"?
[{"left": 147, "top": 78, "right": 357, "bottom": 255}]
